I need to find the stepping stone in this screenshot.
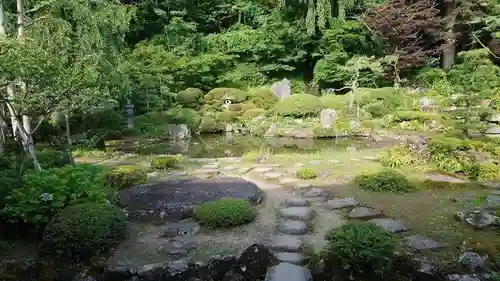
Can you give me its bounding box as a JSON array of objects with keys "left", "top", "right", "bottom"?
[
  {"left": 303, "top": 188, "right": 323, "bottom": 197},
  {"left": 265, "top": 262, "right": 312, "bottom": 281},
  {"left": 278, "top": 220, "right": 309, "bottom": 235},
  {"left": 223, "top": 166, "right": 238, "bottom": 171},
  {"left": 279, "top": 177, "right": 299, "bottom": 185},
  {"left": 274, "top": 252, "right": 307, "bottom": 265},
  {"left": 268, "top": 235, "right": 303, "bottom": 252},
  {"left": 166, "top": 171, "right": 188, "bottom": 177},
  {"left": 284, "top": 198, "right": 309, "bottom": 207},
  {"left": 264, "top": 172, "right": 283, "bottom": 180},
  {"left": 351, "top": 158, "right": 360, "bottom": 162},
  {"left": 294, "top": 163, "right": 305, "bottom": 168},
  {"left": 326, "top": 198, "right": 358, "bottom": 209},
  {"left": 147, "top": 171, "right": 161, "bottom": 178},
  {"left": 237, "top": 167, "right": 251, "bottom": 174},
  {"left": 361, "top": 156, "right": 379, "bottom": 161},
  {"left": 369, "top": 218, "right": 411, "bottom": 233},
  {"left": 161, "top": 219, "right": 200, "bottom": 237},
  {"left": 405, "top": 235, "right": 441, "bottom": 251},
  {"left": 310, "top": 160, "right": 321, "bottom": 165},
  {"left": 328, "top": 159, "right": 341, "bottom": 164},
  {"left": 157, "top": 237, "right": 197, "bottom": 257},
  {"left": 202, "top": 164, "right": 220, "bottom": 169},
  {"left": 217, "top": 157, "right": 242, "bottom": 163},
  {"left": 279, "top": 207, "right": 314, "bottom": 221},
  {"left": 484, "top": 195, "right": 500, "bottom": 209},
  {"left": 348, "top": 207, "right": 383, "bottom": 219},
  {"left": 254, "top": 167, "right": 274, "bottom": 173}
]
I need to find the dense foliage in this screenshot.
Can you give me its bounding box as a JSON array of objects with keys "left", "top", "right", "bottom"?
[
  {"left": 355, "top": 170, "right": 412, "bottom": 192},
  {"left": 195, "top": 198, "right": 257, "bottom": 228},
  {"left": 105, "top": 165, "right": 147, "bottom": 190}
]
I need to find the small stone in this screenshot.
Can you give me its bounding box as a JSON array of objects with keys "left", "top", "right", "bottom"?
[
  {"left": 194, "top": 168, "right": 220, "bottom": 175},
  {"left": 284, "top": 198, "right": 309, "bottom": 207},
  {"left": 446, "top": 274, "right": 480, "bottom": 281},
  {"left": 464, "top": 210, "right": 497, "bottom": 228},
  {"left": 303, "top": 188, "right": 323, "bottom": 197},
  {"left": 310, "top": 160, "right": 321, "bottom": 165},
  {"left": 202, "top": 164, "right": 220, "bottom": 169},
  {"left": 459, "top": 252, "right": 486, "bottom": 273},
  {"left": 351, "top": 158, "right": 360, "bottom": 162},
  {"left": 264, "top": 172, "right": 283, "bottom": 179},
  {"left": 328, "top": 159, "right": 341, "bottom": 164},
  {"left": 369, "top": 218, "right": 411, "bottom": 233},
  {"left": 254, "top": 167, "right": 274, "bottom": 173},
  {"left": 223, "top": 166, "right": 238, "bottom": 171},
  {"left": 405, "top": 235, "right": 441, "bottom": 251},
  {"left": 348, "top": 207, "right": 383, "bottom": 219},
  {"left": 326, "top": 198, "right": 358, "bottom": 209},
  {"left": 278, "top": 220, "right": 309, "bottom": 235},
  {"left": 264, "top": 262, "right": 312, "bottom": 281},
  {"left": 279, "top": 207, "right": 314, "bottom": 221},
  {"left": 268, "top": 235, "right": 304, "bottom": 252},
  {"left": 238, "top": 167, "right": 251, "bottom": 174},
  {"left": 275, "top": 252, "right": 307, "bottom": 265},
  {"left": 279, "top": 177, "right": 299, "bottom": 185}
]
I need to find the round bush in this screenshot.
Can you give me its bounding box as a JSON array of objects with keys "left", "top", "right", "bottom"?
[
  {"left": 325, "top": 222, "right": 396, "bottom": 276},
  {"left": 297, "top": 167, "right": 318, "bottom": 179},
  {"left": 39, "top": 203, "right": 126, "bottom": 261},
  {"left": 105, "top": 165, "right": 147, "bottom": 189},
  {"left": 204, "top": 88, "right": 249, "bottom": 105},
  {"left": 199, "top": 115, "right": 225, "bottom": 133},
  {"left": 165, "top": 107, "right": 202, "bottom": 132},
  {"left": 273, "top": 94, "right": 325, "bottom": 118},
  {"left": 248, "top": 87, "right": 279, "bottom": 109},
  {"left": 195, "top": 198, "right": 256, "bottom": 228},
  {"left": 355, "top": 170, "right": 412, "bottom": 192},
  {"left": 150, "top": 155, "right": 183, "bottom": 170},
  {"left": 177, "top": 88, "right": 203, "bottom": 108}
]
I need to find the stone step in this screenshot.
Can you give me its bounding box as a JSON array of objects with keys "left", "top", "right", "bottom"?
[
  {"left": 268, "top": 234, "right": 304, "bottom": 252},
  {"left": 277, "top": 220, "right": 309, "bottom": 235},
  {"left": 265, "top": 262, "right": 313, "bottom": 281},
  {"left": 284, "top": 198, "right": 310, "bottom": 207},
  {"left": 279, "top": 207, "right": 314, "bottom": 221},
  {"left": 275, "top": 252, "right": 307, "bottom": 265}
]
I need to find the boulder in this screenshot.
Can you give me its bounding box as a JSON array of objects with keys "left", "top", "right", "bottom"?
[
  {"left": 137, "top": 259, "right": 196, "bottom": 281},
  {"left": 320, "top": 109, "right": 337, "bottom": 129},
  {"left": 158, "top": 238, "right": 197, "bottom": 257},
  {"left": 274, "top": 252, "right": 307, "bottom": 266},
  {"left": 446, "top": 274, "right": 480, "bottom": 281},
  {"left": 369, "top": 218, "right": 411, "bottom": 233},
  {"left": 326, "top": 198, "right": 358, "bottom": 209},
  {"left": 165, "top": 124, "right": 191, "bottom": 140},
  {"left": 284, "top": 198, "right": 309, "bottom": 207},
  {"left": 264, "top": 263, "right": 312, "bottom": 281},
  {"left": 101, "top": 262, "right": 138, "bottom": 281},
  {"left": 238, "top": 244, "right": 278, "bottom": 280},
  {"left": 118, "top": 177, "right": 262, "bottom": 222},
  {"left": 205, "top": 255, "right": 237, "bottom": 281},
  {"left": 455, "top": 210, "right": 498, "bottom": 228},
  {"left": 459, "top": 252, "right": 486, "bottom": 273}
]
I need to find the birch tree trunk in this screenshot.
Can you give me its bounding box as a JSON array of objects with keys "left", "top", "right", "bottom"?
[{"left": 65, "top": 113, "right": 74, "bottom": 165}]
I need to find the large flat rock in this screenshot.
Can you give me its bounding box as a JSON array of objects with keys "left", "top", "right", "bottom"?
[{"left": 118, "top": 177, "right": 262, "bottom": 222}]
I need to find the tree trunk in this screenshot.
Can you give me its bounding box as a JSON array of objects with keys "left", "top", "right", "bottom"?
[
  {"left": 441, "top": 0, "right": 456, "bottom": 69},
  {"left": 337, "top": 0, "right": 345, "bottom": 20},
  {"left": 65, "top": 113, "right": 74, "bottom": 165}
]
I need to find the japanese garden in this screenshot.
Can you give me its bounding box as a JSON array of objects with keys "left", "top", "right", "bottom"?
[{"left": 0, "top": 0, "right": 499, "bottom": 281}]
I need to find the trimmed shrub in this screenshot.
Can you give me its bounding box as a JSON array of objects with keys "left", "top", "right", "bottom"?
[
  {"left": 319, "top": 94, "right": 349, "bottom": 111},
  {"left": 1, "top": 164, "right": 112, "bottom": 229},
  {"left": 134, "top": 112, "right": 165, "bottom": 138},
  {"left": 248, "top": 87, "right": 279, "bottom": 109},
  {"left": 325, "top": 222, "right": 396, "bottom": 276},
  {"left": 217, "top": 111, "right": 237, "bottom": 122},
  {"left": 36, "top": 149, "right": 71, "bottom": 168},
  {"left": 177, "top": 88, "right": 203, "bottom": 108},
  {"left": 297, "top": 167, "right": 318, "bottom": 179},
  {"left": 199, "top": 115, "right": 225, "bottom": 133},
  {"left": 204, "top": 88, "right": 249, "bottom": 106},
  {"left": 355, "top": 170, "right": 412, "bottom": 192},
  {"left": 165, "top": 107, "right": 202, "bottom": 132},
  {"left": 105, "top": 165, "right": 147, "bottom": 189},
  {"left": 242, "top": 108, "right": 266, "bottom": 120},
  {"left": 195, "top": 198, "right": 256, "bottom": 228},
  {"left": 39, "top": 203, "right": 126, "bottom": 261},
  {"left": 150, "top": 155, "right": 183, "bottom": 170},
  {"left": 273, "top": 94, "right": 325, "bottom": 117}
]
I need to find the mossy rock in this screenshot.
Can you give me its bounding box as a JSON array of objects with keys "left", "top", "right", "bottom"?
[
  {"left": 105, "top": 165, "right": 147, "bottom": 189},
  {"left": 217, "top": 111, "right": 237, "bottom": 122},
  {"left": 297, "top": 167, "right": 318, "bottom": 179},
  {"left": 39, "top": 203, "right": 126, "bottom": 261},
  {"left": 177, "top": 88, "right": 203, "bottom": 108},
  {"left": 273, "top": 94, "right": 325, "bottom": 118},
  {"left": 204, "top": 88, "right": 249, "bottom": 106},
  {"left": 195, "top": 198, "right": 257, "bottom": 228},
  {"left": 242, "top": 108, "right": 266, "bottom": 120},
  {"left": 150, "top": 155, "right": 184, "bottom": 170},
  {"left": 199, "top": 115, "right": 226, "bottom": 133}
]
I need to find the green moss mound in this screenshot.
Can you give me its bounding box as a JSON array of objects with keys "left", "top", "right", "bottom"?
[
  {"left": 297, "top": 167, "right": 318, "bottom": 179},
  {"left": 39, "top": 203, "right": 126, "bottom": 261},
  {"left": 150, "top": 155, "right": 183, "bottom": 170},
  {"left": 242, "top": 108, "right": 266, "bottom": 120},
  {"left": 204, "top": 88, "right": 249, "bottom": 106},
  {"left": 105, "top": 165, "right": 147, "bottom": 189},
  {"left": 248, "top": 87, "right": 279, "bottom": 109},
  {"left": 199, "top": 114, "right": 226, "bottom": 133},
  {"left": 195, "top": 198, "right": 256, "bottom": 228},
  {"left": 355, "top": 170, "right": 412, "bottom": 192},
  {"left": 273, "top": 94, "right": 325, "bottom": 117},
  {"left": 379, "top": 146, "right": 419, "bottom": 168},
  {"left": 177, "top": 88, "right": 203, "bottom": 108},
  {"left": 325, "top": 222, "right": 396, "bottom": 276},
  {"left": 165, "top": 107, "right": 202, "bottom": 132}
]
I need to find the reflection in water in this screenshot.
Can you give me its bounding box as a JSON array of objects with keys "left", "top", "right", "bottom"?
[{"left": 109, "top": 134, "right": 397, "bottom": 158}]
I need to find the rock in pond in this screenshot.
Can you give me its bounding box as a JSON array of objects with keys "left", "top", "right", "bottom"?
[
  {"left": 265, "top": 263, "right": 312, "bottom": 281},
  {"left": 118, "top": 177, "right": 262, "bottom": 222},
  {"left": 369, "top": 218, "right": 411, "bottom": 233},
  {"left": 238, "top": 244, "right": 278, "bottom": 280},
  {"left": 165, "top": 124, "right": 191, "bottom": 140}
]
